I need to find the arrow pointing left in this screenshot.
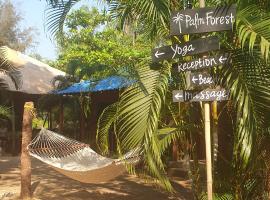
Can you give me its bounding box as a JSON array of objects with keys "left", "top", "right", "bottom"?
[
  {"left": 175, "top": 93, "right": 183, "bottom": 100},
  {"left": 155, "top": 51, "right": 165, "bottom": 58},
  {"left": 219, "top": 55, "right": 228, "bottom": 64},
  {"left": 192, "top": 76, "right": 198, "bottom": 83}
]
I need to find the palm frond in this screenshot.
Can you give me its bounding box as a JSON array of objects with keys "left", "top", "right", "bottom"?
[
  {"left": 237, "top": 5, "right": 270, "bottom": 61},
  {"left": 200, "top": 192, "right": 234, "bottom": 200},
  {"left": 0, "top": 46, "right": 21, "bottom": 71},
  {"left": 97, "top": 61, "right": 173, "bottom": 191},
  {"left": 109, "top": 0, "right": 171, "bottom": 39},
  {"left": 0, "top": 46, "right": 22, "bottom": 90},
  {"left": 45, "top": 0, "right": 81, "bottom": 37},
  {"left": 217, "top": 49, "right": 270, "bottom": 167},
  {"left": 97, "top": 102, "right": 119, "bottom": 154}
]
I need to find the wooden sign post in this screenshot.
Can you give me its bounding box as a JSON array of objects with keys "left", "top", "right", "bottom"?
[
  {"left": 173, "top": 89, "right": 229, "bottom": 102},
  {"left": 150, "top": 1, "right": 235, "bottom": 198},
  {"left": 190, "top": 72, "right": 214, "bottom": 87},
  {"left": 172, "top": 54, "right": 229, "bottom": 72},
  {"left": 198, "top": 1, "right": 213, "bottom": 200},
  {"left": 170, "top": 4, "right": 236, "bottom": 35},
  {"left": 151, "top": 36, "right": 220, "bottom": 62}
]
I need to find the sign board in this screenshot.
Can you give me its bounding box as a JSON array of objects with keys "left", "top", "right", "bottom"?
[
  {"left": 152, "top": 36, "right": 219, "bottom": 62},
  {"left": 170, "top": 5, "right": 236, "bottom": 35},
  {"left": 173, "top": 54, "right": 229, "bottom": 72},
  {"left": 172, "top": 89, "right": 229, "bottom": 102},
  {"left": 190, "top": 72, "right": 214, "bottom": 87}
]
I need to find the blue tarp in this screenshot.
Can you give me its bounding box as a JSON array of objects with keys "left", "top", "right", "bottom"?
[{"left": 56, "top": 76, "right": 134, "bottom": 94}]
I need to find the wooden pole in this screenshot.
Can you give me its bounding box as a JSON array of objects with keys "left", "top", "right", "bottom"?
[
  {"left": 59, "top": 97, "right": 64, "bottom": 133},
  {"left": 21, "top": 102, "right": 34, "bottom": 200},
  {"left": 198, "top": 0, "right": 213, "bottom": 199},
  {"left": 11, "top": 97, "right": 16, "bottom": 155},
  {"left": 80, "top": 106, "right": 85, "bottom": 141},
  {"left": 212, "top": 101, "right": 218, "bottom": 168},
  {"left": 204, "top": 102, "right": 213, "bottom": 200}
]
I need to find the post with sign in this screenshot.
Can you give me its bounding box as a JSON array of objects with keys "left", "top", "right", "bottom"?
[
  {"left": 151, "top": 0, "right": 235, "bottom": 198},
  {"left": 199, "top": 1, "right": 212, "bottom": 200}
]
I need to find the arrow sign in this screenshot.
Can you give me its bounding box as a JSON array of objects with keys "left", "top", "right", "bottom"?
[
  {"left": 170, "top": 5, "right": 236, "bottom": 35},
  {"left": 152, "top": 36, "right": 220, "bottom": 62},
  {"left": 190, "top": 72, "right": 214, "bottom": 87},
  {"left": 173, "top": 89, "right": 229, "bottom": 102},
  {"left": 155, "top": 51, "right": 165, "bottom": 58},
  {"left": 174, "top": 93, "right": 183, "bottom": 100},
  {"left": 173, "top": 54, "right": 229, "bottom": 72}
]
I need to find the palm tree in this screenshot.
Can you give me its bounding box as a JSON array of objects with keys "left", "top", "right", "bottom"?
[{"left": 44, "top": 0, "right": 270, "bottom": 198}]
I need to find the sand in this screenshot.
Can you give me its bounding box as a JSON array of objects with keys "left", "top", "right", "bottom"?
[{"left": 0, "top": 157, "right": 193, "bottom": 200}]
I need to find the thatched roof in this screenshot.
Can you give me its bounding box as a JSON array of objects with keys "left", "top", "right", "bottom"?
[{"left": 0, "top": 47, "right": 65, "bottom": 94}]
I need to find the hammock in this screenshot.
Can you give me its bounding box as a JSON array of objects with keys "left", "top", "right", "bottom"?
[{"left": 28, "top": 128, "right": 139, "bottom": 183}]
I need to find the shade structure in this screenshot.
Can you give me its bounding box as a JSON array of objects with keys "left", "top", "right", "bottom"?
[
  {"left": 56, "top": 76, "right": 135, "bottom": 94},
  {"left": 0, "top": 47, "right": 65, "bottom": 94}
]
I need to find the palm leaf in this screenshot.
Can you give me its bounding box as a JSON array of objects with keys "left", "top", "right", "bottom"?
[
  {"left": 45, "top": 0, "right": 81, "bottom": 37},
  {"left": 109, "top": 0, "right": 171, "bottom": 39},
  {"left": 217, "top": 49, "right": 270, "bottom": 167},
  {"left": 237, "top": 5, "right": 270, "bottom": 61},
  {"left": 0, "top": 46, "right": 22, "bottom": 90},
  {"left": 97, "top": 61, "right": 173, "bottom": 191},
  {"left": 97, "top": 102, "right": 119, "bottom": 154}
]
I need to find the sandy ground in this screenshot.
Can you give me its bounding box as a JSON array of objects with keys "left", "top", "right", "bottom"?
[{"left": 0, "top": 157, "right": 193, "bottom": 200}]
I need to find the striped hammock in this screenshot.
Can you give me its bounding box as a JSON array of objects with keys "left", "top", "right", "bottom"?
[{"left": 27, "top": 128, "right": 139, "bottom": 183}]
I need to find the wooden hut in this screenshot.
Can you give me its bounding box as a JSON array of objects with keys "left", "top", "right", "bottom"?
[{"left": 0, "top": 47, "right": 65, "bottom": 154}]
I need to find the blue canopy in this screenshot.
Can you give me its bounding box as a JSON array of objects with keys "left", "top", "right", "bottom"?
[{"left": 56, "top": 76, "right": 134, "bottom": 94}]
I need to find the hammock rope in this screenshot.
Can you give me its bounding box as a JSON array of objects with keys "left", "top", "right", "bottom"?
[{"left": 28, "top": 128, "right": 139, "bottom": 183}]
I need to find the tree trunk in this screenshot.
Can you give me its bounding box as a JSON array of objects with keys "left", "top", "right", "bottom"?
[{"left": 20, "top": 102, "right": 34, "bottom": 200}]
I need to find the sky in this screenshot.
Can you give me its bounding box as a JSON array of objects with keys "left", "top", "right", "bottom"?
[{"left": 11, "top": 0, "right": 104, "bottom": 61}]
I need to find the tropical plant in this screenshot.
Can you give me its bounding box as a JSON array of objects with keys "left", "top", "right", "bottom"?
[
  {"left": 53, "top": 6, "right": 151, "bottom": 80},
  {"left": 0, "top": 0, "right": 35, "bottom": 52},
  {"left": 44, "top": 0, "right": 270, "bottom": 198}
]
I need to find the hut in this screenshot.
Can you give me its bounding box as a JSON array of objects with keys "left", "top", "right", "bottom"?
[
  {"left": 0, "top": 47, "right": 65, "bottom": 154},
  {"left": 54, "top": 76, "right": 134, "bottom": 149}
]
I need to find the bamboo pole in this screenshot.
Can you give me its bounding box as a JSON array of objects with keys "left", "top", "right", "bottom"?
[
  {"left": 204, "top": 102, "right": 213, "bottom": 200},
  {"left": 198, "top": 0, "right": 213, "bottom": 199}
]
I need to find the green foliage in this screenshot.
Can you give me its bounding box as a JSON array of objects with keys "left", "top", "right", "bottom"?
[
  {"left": 45, "top": 0, "right": 270, "bottom": 197},
  {"left": 54, "top": 6, "right": 151, "bottom": 80},
  {"left": 237, "top": 5, "right": 270, "bottom": 61},
  {"left": 0, "top": 105, "right": 10, "bottom": 119},
  {"left": 0, "top": 0, "right": 35, "bottom": 52},
  {"left": 200, "top": 193, "right": 234, "bottom": 200},
  {"left": 97, "top": 62, "right": 174, "bottom": 191}
]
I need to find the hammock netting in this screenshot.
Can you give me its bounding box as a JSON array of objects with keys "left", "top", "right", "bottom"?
[{"left": 28, "top": 128, "right": 139, "bottom": 183}]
